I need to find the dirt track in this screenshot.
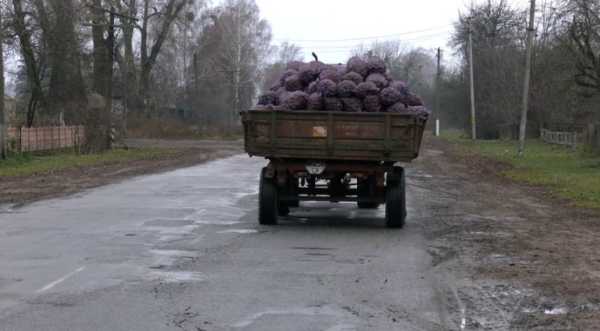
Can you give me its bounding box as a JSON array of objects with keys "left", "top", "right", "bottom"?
[{"left": 416, "top": 137, "right": 600, "bottom": 330}]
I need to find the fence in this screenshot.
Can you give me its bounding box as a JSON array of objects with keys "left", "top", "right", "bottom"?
[
  {"left": 540, "top": 128, "right": 578, "bottom": 149},
  {"left": 5, "top": 126, "right": 85, "bottom": 153}
]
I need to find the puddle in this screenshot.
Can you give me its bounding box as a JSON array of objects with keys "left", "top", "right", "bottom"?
[
  {"left": 544, "top": 307, "right": 568, "bottom": 315},
  {"left": 218, "top": 229, "right": 258, "bottom": 234}
]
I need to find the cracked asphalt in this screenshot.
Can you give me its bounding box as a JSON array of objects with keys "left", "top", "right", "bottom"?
[{"left": 0, "top": 152, "right": 457, "bottom": 331}]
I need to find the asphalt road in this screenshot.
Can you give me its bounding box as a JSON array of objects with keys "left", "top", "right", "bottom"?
[{"left": 0, "top": 154, "right": 453, "bottom": 331}]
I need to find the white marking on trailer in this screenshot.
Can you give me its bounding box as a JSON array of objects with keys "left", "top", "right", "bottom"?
[{"left": 36, "top": 266, "right": 85, "bottom": 293}]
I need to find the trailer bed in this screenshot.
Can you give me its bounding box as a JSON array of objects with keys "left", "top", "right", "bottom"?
[{"left": 241, "top": 110, "right": 427, "bottom": 162}]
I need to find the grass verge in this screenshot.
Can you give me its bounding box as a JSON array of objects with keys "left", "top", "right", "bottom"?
[
  {"left": 0, "top": 148, "right": 179, "bottom": 178},
  {"left": 441, "top": 131, "right": 600, "bottom": 209}
]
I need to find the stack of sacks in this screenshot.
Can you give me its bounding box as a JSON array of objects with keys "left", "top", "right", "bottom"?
[{"left": 256, "top": 56, "right": 430, "bottom": 118}]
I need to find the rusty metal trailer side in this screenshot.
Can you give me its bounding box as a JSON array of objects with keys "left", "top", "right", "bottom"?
[
  {"left": 241, "top": 109, "right": 428, "bottom": 228},
  {"left": 241, "top": 110, "right": 427, "bottom": 163}
]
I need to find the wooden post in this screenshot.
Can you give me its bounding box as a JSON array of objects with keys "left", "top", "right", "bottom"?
[
  {"left": 0, "top": 7, "right": 5, "bottom": 159},
  {"left": 518, "top": 0, "right": 536, "bottom": 156},
  {"left": 468, "top": 18, "right": 477, "bottom": 140}
]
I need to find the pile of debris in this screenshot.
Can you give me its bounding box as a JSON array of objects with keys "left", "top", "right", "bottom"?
[{"left": 256, "top": 55, "right": 429, "bottom": 117}]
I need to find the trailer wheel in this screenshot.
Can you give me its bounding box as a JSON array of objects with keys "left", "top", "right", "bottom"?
[
  {"left": 278, "top": 203, "right": 290, "bottom": 216},
  {"left": 259, "top": 168, "right": 278, "bottom": 225},
  {"left": 385, "top": 168, "right": 406, "bottom": 228},
  {"left": 358, "top": 177, "right": 380, "bottom": 209}
]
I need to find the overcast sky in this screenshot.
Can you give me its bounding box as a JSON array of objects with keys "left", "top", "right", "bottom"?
[{"left": 254, "top": 0, "right": 531, "bottom": 64}]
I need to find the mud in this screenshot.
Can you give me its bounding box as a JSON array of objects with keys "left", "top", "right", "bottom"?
[{"left": 416, "top": 137, "right": 600, "bottom": 330}]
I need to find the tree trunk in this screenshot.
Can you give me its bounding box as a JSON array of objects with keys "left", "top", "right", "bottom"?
[
  {"left": 13, "top": 0, "right": 46, "bottom": 127},
  {"left": 138, "top": 0, "right": 186, "bottom": 114},
  {"left": 88, "top": 0, "right": 113, "bottom": 152},
  {"left": 46, "top": 0, "right": 87, "bottom": 125},
  {"left": 0, "top": 6, "right": 5, "bottom": 159}
]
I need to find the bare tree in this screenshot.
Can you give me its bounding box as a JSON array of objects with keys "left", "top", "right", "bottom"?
[
  {"left": 12, "top": 0, "right": 46, "bottom": 127},
  {"left": 139, "top": 0, "right": 187, "bottom": 106},
  {"left": 566, "top": 0, "right": 600, "bottom": 93},
  {"left": 0, "top": 4, "right": 5, "bottom": 159}
]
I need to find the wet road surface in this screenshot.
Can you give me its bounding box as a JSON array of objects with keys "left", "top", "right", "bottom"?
[{"left": 0, "top": 155, "right": 453, "bottom": 330}]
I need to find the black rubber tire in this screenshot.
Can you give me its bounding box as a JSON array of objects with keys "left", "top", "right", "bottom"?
[
  {"left": 358, "top": 177, "right": 380, "bottom": 209},
  {"left": 358, "top": 202, "right": 380, "bottom": 209},
  {"left": 259, "top": 168, "right": 278, "bottom": 225},
  {"left": 385, "top": 168, "right": 407, "bottom": 228},
  {"left": 278, "top": 203, "right": 290, "bottom": 216}
]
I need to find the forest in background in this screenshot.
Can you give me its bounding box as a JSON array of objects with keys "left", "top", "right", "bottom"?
[{"left": 1, "top": 0, "right": 600, "bottom": 151}]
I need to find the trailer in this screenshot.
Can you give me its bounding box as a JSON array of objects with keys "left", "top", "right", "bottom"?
[{"left": 241, "top": 110, "right": 427, "bottom": 228}]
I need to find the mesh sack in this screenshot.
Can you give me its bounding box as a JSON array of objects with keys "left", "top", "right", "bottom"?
[
  {"left": 337, "top": 80, "right": 357, "bottom": 98},
  {"left": 363, "top": 95, "right": 382, "bottom": 112},
  {"left": 280, "top": 69, "right": 298, "bottom": 83},
  {"left": 341, "top": 97, "right": 363, "bottom": 112},
  {"left": 319, "top": 68, "right": 341, "bottom": 82},
  {"left": 324, "top": 97, "right": 343, "bottom": 111},
  {"left": 258, "top": 91, "right": 279, "bottom": 106},
  {"left": 299, "top": 61, "right": 325, "bottom": 84},
  {"left": 307, "top": 93, "right": 324, "bottom": 110},
  {"left": 366, "top": 56, "right": 386, "bottom": 74},
  {"left": 379, "top": 87, "right": 402, "bottom": 106},
  {"left": 387, "top": 102, "right": 410, "bottom": 113},
  {"left": 306, "top": 81, "right": 319, "bottom": 94},
  {"left": 342, "top": 71, "right": 364, "bottom": 85},
  {"left": 406, "top": 93, "right": 423, "bottom": 107},
  {"left": 284, "top": 74, "right": 304, "bottom": 92},
  {"left": 283, "top": 91, "right": 309, "bottom": 110},
  {"left": 356, "top": 81, "right": 380, "bottom": 98},
  {"left": 366, "top": 73, "right": 389, "bottom": 89},
  {"left": 346, "top": 56, "right": 369, "bottom": 77},
  {"left": 317, "top": 79, "right": 337, "bottom": 97}
]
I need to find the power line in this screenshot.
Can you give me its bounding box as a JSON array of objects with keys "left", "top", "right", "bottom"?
[
  {"left": 273, "top": 25, "right": 453, "bottom": 43},
  {"left": 273, "top": 31, "right": 453, "bottom": 51}
]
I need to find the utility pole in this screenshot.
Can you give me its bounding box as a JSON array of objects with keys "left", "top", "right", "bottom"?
[
  {"left": 518, "top": 0, "right": 536, "bottom": 156},
  {"left": 0, "top": 7, "right": 5, "bottom": 160},
  {"left": 435, "top": 47, "right": 442, "bottom": 137},
  {"left": 468, "top": 18, "right": 477, "bottom": 140}
]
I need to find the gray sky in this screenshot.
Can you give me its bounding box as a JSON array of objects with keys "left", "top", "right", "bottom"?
[{"left": 255, "top": 0, "right": 530, "bottom": 64}]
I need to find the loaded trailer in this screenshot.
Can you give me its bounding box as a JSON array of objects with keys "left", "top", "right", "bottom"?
[{"left": 241, "top": 110, "right": 427, "bottom": 228}]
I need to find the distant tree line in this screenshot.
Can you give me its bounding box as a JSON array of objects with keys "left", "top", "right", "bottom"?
[
  {"left": 447, "top": 0, "right": 600, "bottom": 139},
  {"left": 0, "top": 0, "right": 272, "bottom": 150}
]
